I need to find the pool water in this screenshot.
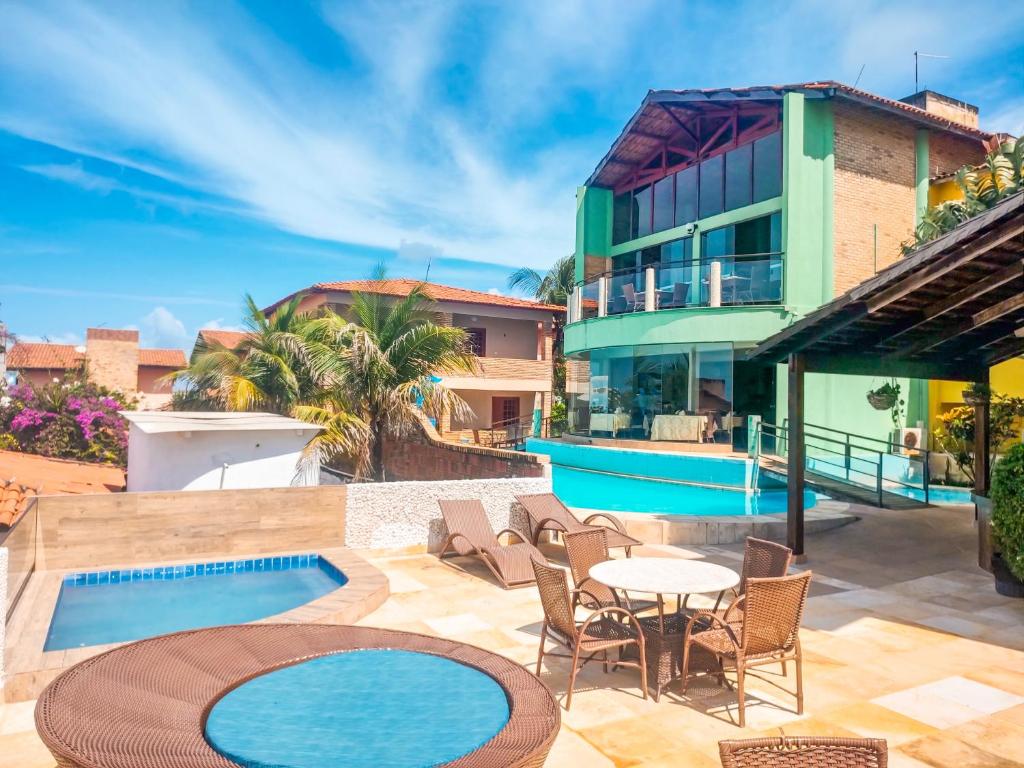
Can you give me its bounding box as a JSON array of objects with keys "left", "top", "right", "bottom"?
[
  {"left": 205, "top": 649, "right": 511, "bottom": 768},
  {"left": 44, "top": 555, "right": 346, "bottom": 652},
  {"left": 553, "top": 465, "right": 819, "bottom": 516}
]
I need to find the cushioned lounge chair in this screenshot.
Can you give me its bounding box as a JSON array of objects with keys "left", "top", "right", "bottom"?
[
  {"left": 437, "top": 499, "right": 544, "bottom": 589},
  {"left": 516, "top": 493, "right": 640, "bottom": 557}
]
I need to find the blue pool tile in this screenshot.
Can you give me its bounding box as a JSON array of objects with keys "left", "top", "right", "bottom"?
[
  {"left": 110, "top": 572, "right": 120, "bottom": 584},
  {"left": 75, "top": 574, "right": 87, "bottom": 586}
]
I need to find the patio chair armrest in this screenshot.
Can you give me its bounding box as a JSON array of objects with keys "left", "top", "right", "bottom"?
[
  {"left": 534, "top": 516, "right": 570, "bottom": 534},
  {"left": 580, "top": 606, "right": 645, "bottom": 642},
  {"left": 496, "top": 528, "right": 528, "bottom": 545},
  {"left": 438, "top": 532, "right": 479, "bottom": 557},
  {"left": 582, "top": 512, "right": 628, "bottom": 534},
  {"left": 685, "top": 610, "right": 740, "bottom": 648},
  {"left": 722, "top": 594, "right": 746, "bottom": 624}
]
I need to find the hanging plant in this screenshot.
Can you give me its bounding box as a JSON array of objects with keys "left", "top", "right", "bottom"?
[{"left": 867, "top": 381, "right": 900, "bottom": 411}]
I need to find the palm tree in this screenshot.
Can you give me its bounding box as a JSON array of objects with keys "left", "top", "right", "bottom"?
[{"left": 507, "top": 253, "right": 575, "bottom": 306}]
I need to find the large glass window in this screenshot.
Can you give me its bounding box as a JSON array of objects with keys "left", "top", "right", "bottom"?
[
  {"left": 612, "top": 192, "right": 632, "bottom": 245},
  {"left": 633, "top": 184, "right": 652, "bottom": 239},
  {"left": 652, "top": 175, "right": 674, "bottom": 233},
  {"left": 753, "top": 131, "right": 782, "bottom": 202},
  {"left": 674, "top": 165, "right": 698, "bottom": 227},
  {"left": 724, "top": 142, "right": 753, "bottom": 211},
  {"left": 699, "top": 212, "right": 783, "bottom": 306},
  {"left": 698, "top": 154, "right": 723, "bottom": 219}
]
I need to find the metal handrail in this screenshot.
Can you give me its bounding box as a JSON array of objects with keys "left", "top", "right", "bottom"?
[
  {"left": 804, "top": 420, "right": 931, "bottom": 461},
  {"left": 575, "top": 251, "right": 785, "bottom": 288}
]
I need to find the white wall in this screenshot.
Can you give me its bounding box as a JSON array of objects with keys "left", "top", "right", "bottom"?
[
  {"left": 453, "top": 390, "right": 539, "bottom": 430},
  {"left": 345, "top": 476, "right": 551, "bottom": 551},
  {"left": 126, "top": 425, "right": 320, "bottom": 492},
  {"left": 452, "top": 313, "right": 537, "bottom": 359}
]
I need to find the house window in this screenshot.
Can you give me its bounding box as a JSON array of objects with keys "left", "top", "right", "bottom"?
[
  {"left": 632, "top": 184, "right": 652, "bottom": 239},
  {"left": 752, "top": 131, "right": 782, "bottom": 202},
  {"left": 724, "top": 142, "right": 753, "bottom": 212},
  {"left": 674, "top": 165, "right": 698, "bottom": 227},
  {"left": 465, "top": 328, "right": 486, "bottom": 356},
  {"left": 698, "top": 154, "right": 724, "bottom": 219},
  {"left": 612, "top": 192, "right": 632, "bottom": 245},
  {"left": 491, "top": 397, "right": 520, "bottom": 425},
  {"left": 652, "top": 175, "right": 674, "bottom": 233}
]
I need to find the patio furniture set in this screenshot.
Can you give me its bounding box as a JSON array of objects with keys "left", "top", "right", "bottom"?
[{"left": 437, "top": 492, "right": 813, "bottom": 726}]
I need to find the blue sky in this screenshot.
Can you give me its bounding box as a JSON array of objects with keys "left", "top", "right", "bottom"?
[{"left": 1, "top": 0, "right": 1022, "bottom": 352}]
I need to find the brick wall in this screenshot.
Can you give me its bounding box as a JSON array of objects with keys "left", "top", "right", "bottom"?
[
  {"left": 383, "top": 418, "right": 548, "bottom": 481},
  {"left": 832, "top": 102, "right": 918, "bottom": 294},
  {"left": 929, "top": 132, "right": 987, "bottom": 180},
  {"left": 584, "top": 255, "right": 609, "bottom": 280},
  {"left": 475, "top": 357, "right": 551, "bottom": 380},
  {"left": 85, "top": 328, "right": 139, "bottom": 394}
]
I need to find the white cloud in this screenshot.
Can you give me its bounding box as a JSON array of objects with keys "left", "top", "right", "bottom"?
[
  {"left": 140, "top": 306, "right": 188, "bottom": 349},
  {"left": 198, "top": 318, "right": 244, "bottom": 333}
]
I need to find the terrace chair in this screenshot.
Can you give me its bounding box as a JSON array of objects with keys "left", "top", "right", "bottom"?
[
  {"left": 711, "top": 538, "right": 793, "bottom": 626},
  {"left": 563, "top": 529, "right": 655, "bottom": 613},
  {"left": 532, "top": 557, "right": 648, "bottom": 709},
  {"left": 719, "top": 737, "right": 888, "bottom": 768},
  {"left": 682, "top": 571, "right": 812, "bottom": 727},
  {"left": 621, "top": 283, "right": 644, "bottom": 312},
  {"left": 516, "top": 492, "right": 641, "bottom": 557},
  {"left": 665, "top": 281, "right": 690, "bottom": 309},
  {"left": 437, "top": 499, "right": 545, "bottom": 589}
]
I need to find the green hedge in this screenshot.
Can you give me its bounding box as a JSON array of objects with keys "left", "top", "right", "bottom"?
[{"left": 992, "top": 442, "right": 1024, "bottom": 580}]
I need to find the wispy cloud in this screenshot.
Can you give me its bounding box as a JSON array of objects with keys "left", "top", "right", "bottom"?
[{"left": 0, "top": 284, "right": 235, "bottom": 307}]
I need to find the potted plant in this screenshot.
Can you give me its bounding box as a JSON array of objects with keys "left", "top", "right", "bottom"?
[
  {"left": 962, "top": 381, "right": 992, "bottom": 407},
  {"left": 867, "top": 380, "right": 900, "bottom": 411},
  {"left": 990, "top": 442, "right": 1024, "bottom": 597}
]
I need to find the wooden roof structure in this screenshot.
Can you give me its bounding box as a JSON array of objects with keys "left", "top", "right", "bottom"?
[{"left": 747, "top": 192, "right": 1024, "bottom": 381}]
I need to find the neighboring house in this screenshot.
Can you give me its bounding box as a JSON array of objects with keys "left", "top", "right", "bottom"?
[
  {"left": 6, "top": 328, "right": 186, "bottom": 409},
  {"left": 121, "top": 411, "right": 323, "bottom": 492},
  {"left": 192, "top": 329, "right": 247, "bottom": 357},
  {"left": 566, "top": 82, "right": 994, "bottom": 450},
  {"left": 214, "top": 279, "right": 564, "bottom": 442}
]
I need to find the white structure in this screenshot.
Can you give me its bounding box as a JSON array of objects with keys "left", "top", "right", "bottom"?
[{"left": 122, "top": 412, "right": 324, "bottom": 492}]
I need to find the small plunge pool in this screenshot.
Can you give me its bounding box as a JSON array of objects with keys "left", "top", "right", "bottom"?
[{"left": 44, "top": 554, "right": 347, "bottom": 651}]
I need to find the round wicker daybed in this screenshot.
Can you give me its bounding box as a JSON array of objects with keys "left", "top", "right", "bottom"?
[{"left": 35, "top": 624, "right": 560, "bottom": 768}]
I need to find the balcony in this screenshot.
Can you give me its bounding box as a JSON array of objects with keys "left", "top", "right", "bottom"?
[{"left": 568, "top": 253, "right": 783, "bottom": 323}]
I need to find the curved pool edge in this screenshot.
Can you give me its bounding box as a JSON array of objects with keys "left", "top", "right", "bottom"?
[
  {"left": 6, "top": 547, "right": 390, "bottom": 703},
  {"left": 35, "top": 624, "right": 560, "bottom": 768},
  {"left": 569, "top": 499, "right": 859, "bottom": 547}
]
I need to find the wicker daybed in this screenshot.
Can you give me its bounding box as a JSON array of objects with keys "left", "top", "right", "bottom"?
[{"left": 36, "top": 624, "right": 560, "bottom": 768}]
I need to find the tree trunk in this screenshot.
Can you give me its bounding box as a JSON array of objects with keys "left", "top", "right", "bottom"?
[{"left": 370, "top": 425, "right": 386, "bottom": 482}]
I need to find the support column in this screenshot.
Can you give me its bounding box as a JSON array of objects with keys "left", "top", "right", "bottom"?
[
  {"left": 973, "top": 370, "right": 991, "bottom": 496},
  {"left": 787, "top": 353, "right": 806, "bottom": 560}
]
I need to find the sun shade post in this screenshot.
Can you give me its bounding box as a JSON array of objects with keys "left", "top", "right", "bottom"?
[
  {"left": 787, "top": 353, "right": 806, "bottom": 559},
  {"left": 973, "top": 368, "right": 991, "bottom": 496}
]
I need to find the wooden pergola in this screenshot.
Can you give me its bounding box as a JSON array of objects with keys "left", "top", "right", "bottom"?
[{"left": 747, "top": 192, "right": 1024, "bottom": 556}]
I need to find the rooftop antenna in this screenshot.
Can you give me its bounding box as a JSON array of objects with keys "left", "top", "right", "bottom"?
[
  {"left": 424, "top": 253, "right": 432, "bottom": 282},
  {"left": 853, "top": 63, "right": 866, "bottom": 89},
  {"left": 914, "top": 51, "right": 950, "bottom": 92}
]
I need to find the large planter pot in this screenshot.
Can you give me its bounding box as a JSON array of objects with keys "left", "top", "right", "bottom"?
[
  {"left": 867, "top": 392, "right": 897, "bottom": 410},
  {"left": 975, "top": 494, "right": 993, "bottom": 573},
  {"left": 992, "top": 553, "right": 1024, "bottom": 598}
]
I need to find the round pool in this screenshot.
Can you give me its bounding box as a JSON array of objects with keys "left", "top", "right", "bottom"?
[{"left": 205, "top": 649, "right": 511, "bottom": 768}]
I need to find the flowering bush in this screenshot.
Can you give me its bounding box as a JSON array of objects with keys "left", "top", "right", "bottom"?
[{"left": 0, "top": 374, "right": 134, "bottom": 466}]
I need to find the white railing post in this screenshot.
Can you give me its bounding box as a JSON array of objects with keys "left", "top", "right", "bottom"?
[
  {"left": 597, "top": 277, "right": 608, "bottom": 318},
  {"left": 644, "top": 266, "right": 656, "bottom": 312},
  {"left": 568, "top": 287, "right": 579, "bottom": 323},
  {"left": 709, "top": 261, "right": 722, "bottom": 308}
]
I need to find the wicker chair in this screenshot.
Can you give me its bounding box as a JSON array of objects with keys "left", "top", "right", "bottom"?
[
  {"left": 716, "top": 538, "right": 793, "bottom": 625},
  {"left": 532, "top": 557, "right": 648, "bottom": 709},
  {"left": 719, "top": 737, "right": 888, "bottom": 768},
  {"left": 437, "top": 499, "right": 544, "bottom": 589},
  {"left": 516, "top": 492, "right": 640, "bottom": 556},
  {"left": 564, "top": 529, "right": 656, "bottom": 613},
  {"left": 683, "top": 571, "right": 812, "bottom": 727}
]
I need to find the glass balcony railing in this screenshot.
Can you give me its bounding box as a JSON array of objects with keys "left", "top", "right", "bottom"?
[{"left": 568, "top": 253, "right": 783, "bottom": 322}]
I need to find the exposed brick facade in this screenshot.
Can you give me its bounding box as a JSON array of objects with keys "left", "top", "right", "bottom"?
[
  {"left": 832, "top": 102, "right": 918, "bottom": 295},
  {"left": 929, "top": 132, "right": 987, "bottom": 180},
  {"left": 85, "top": 328, "right": 140, "bottom": 394}
]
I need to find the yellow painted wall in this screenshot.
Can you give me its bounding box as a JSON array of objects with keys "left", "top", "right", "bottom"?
[
  {"left": 928, "top": 177, "right": 963, "bottom": 206},
  {"left": 930, "top": 358, "right": 1024, "bottom": 429}
]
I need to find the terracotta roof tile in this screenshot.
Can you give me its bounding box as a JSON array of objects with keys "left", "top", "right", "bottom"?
[
  {"left": 268, "top": 278, "right": 565, "bottom": 314},
  {"left": 0, "top": 476, "right": 41, "bottom": 530},
  {"left": 87, "top": 328, "right": 139, "bottom": 342},
  {"left": 6, "top": 343, "right": 84, "bottom": 370},
  {"left": 197, "top": 329, "right": 248, "bottom": 349},
  {"left": 0, "top": 451, "right": 125, "bottom": 502},
  {"left": 138, "top": 348, "right": 186, "bottom": 367}
]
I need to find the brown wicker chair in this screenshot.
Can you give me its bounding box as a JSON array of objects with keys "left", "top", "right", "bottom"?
[
  {"left": 683, "top": 571, "right": 812, "bottom": 727},
  {"left": 516, "top": 492, "right": 640, "bottom": 556},
  {"left": 564, "top": 529, "right": 656, "bottom": 613},
  {"left": 716, "top": 538, "right": 793, "bottom": 625},
  {"left": 532, "top": 557, "right": 647, "bottom": 709},
  {"left": 437, "top": 499, "right": 544, "bottom": 589},
  {"left": 719, "top": 736, "right": 888, "bottom": 767}
]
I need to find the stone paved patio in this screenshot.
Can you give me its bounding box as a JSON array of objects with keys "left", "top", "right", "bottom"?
[{"left": 2, "top": 502, "right": 1023, "bottom": 767}]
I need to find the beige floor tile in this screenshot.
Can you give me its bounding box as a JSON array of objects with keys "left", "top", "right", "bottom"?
[
  {"left": 911, "top": 676, "right": 1024, "bottom": 715},
  {"left": 0, "top": 701, "right": 37, "bottom": 736},
  {"left": 422, "top": 612, "right": 492, "bottom": 637},
  {"left": 0, "top": 730, "right": 54, "bottom": 768},
  {"left": 872, "top": 688, "right": 984, "bottom": 730},
  {"left": 899, "top": 732, "right": 1024, "bottom": 768},
  {"left": 818, "top": 701, "right": 940, "bottom": 746},
  {"left": 546, "top": 727, "right": 616, "bottom": 767}
]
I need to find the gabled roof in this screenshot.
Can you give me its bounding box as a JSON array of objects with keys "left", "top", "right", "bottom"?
[
  {"left": 138, "top": 348, "right": 187, "bottom": 368},
  {"left": 196, "top": 329, "right": 248, "bottom": 349},
  {"left": 6, "top": 343, "right": 84, "bottom": 370},
  {"left": 587, "top": 81, "right": 995, "bottom": 189},
  {"left": 267, "top": 278, "right": 565, "bottom": 314}
]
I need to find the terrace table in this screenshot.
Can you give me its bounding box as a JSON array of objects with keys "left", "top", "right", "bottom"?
[{"left": 589, "top": 557, "right": 739, "bottom": 700}]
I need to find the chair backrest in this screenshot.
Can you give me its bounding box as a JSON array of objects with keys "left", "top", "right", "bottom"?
[
  {"left": 622, "top": 283, "right": 637, "bottom": 302},
  {"left": 516, "top": 493, "right": 580, "bottom": 531},
  {"left": 564, "top": 528, "right": 610, "bottom": 589},
  {"left": 719, "top": 736, "right": 888, "bottom": 768},
  {"left": 531, "top": 558, "right": 578, "bottom": 641},
  {"left": 740, "top": 537, "right": 793, "bottom": 593},
  {"left": 741, "top": 571, "right": 812, "bottom": 657},
  {"left": 673, "top": 282, "right": 690, "bottom": 305},
  {"left": 438, "top": 499, "right": 498, "bottom": 554}
]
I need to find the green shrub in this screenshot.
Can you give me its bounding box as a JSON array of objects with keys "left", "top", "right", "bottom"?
[{"left": 991, "top": 442, "right": 1024, "bottom": 580}]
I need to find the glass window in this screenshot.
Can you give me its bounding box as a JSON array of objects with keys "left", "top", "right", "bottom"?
[
  {"left": 674, "top": 165, "right": 698, "bottom": 226},
  {"left": 612, "top": 192, "right": 632, "bottom": 245},
  {"left": 724, "top": 143, "right": 752, "bottom": 211},
  {"left": 701, "top": 225, "right": 734, "bottom": 259},
  {"left": 652, "top": 175, "right": 674, "bottom": 233},
  {"left": 753, "top": 131, "right": 782, "bottom": 202},
  {"left": 660, "top": 237, "right": 692, "bottom": 264},
  {"left": 698, "top": 154, "right": 723, "bottom": 219},
  {"left": 633, "top": 184, "right": 652, "bottom": 239},
  {"left": 734, "top": 215, "right": 773, "bottom": 255}
]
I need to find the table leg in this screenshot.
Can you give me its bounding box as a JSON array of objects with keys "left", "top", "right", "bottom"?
[{"left": 656, "top": 594, "right": 665, "bottom": 634}]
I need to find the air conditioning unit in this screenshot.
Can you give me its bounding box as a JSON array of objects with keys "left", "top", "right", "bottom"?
[{"left": 897, "top": 427, "right": 923, "bottom": 455}]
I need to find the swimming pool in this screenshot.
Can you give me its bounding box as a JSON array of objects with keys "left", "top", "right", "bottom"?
[
  {"left": 552, "top": 465, "right": 819, "bottom": 516},
  {"left": 44, "top": 554, "right": 347, "bottom": 651},
  {"left": 205, "top": 649, "right": 511, "bottom": 768}
]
